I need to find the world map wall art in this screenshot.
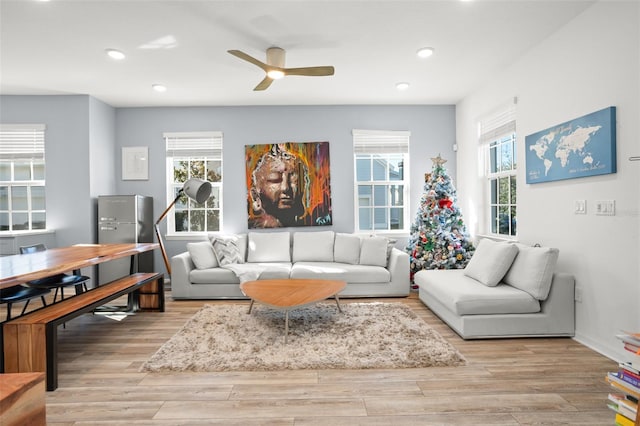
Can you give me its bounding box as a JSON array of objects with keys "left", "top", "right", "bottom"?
[
  {"left": 525, "top": 106, "right": 616, "bottom": 184},
  {"left": 245, "top": 141, "right": 332, "bottom": 229}
]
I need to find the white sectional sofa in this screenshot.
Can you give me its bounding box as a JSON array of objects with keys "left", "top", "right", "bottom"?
[
  {"left": 414, "top": 239, "right": 575, "bottom": 339},
  {"left": 171, "top": 230, "right": 410, "bottom": 299}
]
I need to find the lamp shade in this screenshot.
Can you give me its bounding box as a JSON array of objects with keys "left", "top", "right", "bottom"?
[{"left": 183, "top": 178, "right": 212, "bottom": 204}]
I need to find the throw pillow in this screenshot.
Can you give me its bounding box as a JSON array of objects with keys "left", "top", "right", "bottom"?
[
  {"left": 503, "top": 243, "right": 559, "bottom": 300},
  {"left": 247, "top": 231, "right": 291, "bottom": 263},
  {"left": 359, "top": 236, "right": 388, "bottom": 267},
  {"left": 186, "top": 241, "right": 218, "bottom": 269},
  {"left": 292, "top": 231, "right": 334, "bottom": 262},
  {"left": 212, "top": 235, "right": 245, "bottom": 266},
  {"left": 334, "top": 233, "right": 361, "bottom": 264},
  {"left": 386, "top": 237, "right": 398, "bottom": 259},
  {"left": 209, "top": 233, "right": 247, "bottom": 262},
  {"left": 463, "top": 238, "right": 518, "bottom": 286}
]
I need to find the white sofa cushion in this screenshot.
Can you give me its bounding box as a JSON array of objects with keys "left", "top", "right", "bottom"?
[
  {"left": 211, "top": 235, "right": 246, "bottom": 266},
  {"left": 291, "top": 262, "right": 390, "bottom": 283},
  {"left": 247, "top": 231, "right": 291, "bottom": 263},
  {"left": 334, "top": 233, "right": 361, "bottom": 264},
  {"left": 464, "top": 239, "right": 518, "bottom": 286},
  {"left": 187, "top": 241, "right": 218, "bottom": 269},
  {"left": 503, "top": 243, "right": 559, "bottom": 300},
  {"left": 416, "top": 269, "right": 541, "bottom": 315},
  {"left": 359, "top": 236, "right": 388, "bottom": 267},
  {"left": 292, "top": 231, "right": 334, "bottom": 262}
]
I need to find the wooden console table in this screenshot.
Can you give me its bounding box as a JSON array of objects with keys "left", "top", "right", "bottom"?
[{"left": 0, "top": 243, "right": 161, "bottom": 391}]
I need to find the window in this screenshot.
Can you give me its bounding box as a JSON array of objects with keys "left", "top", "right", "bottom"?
[
  {"left": 164, "top": 131, "right": 222, "bottom": 235},
  {"left": 479, "top": 103, "right": 517, "bottom": 236},
  {"left": 353, "top": 129, "right": 410, "bottom": 233},
  {"left": 0, "top": 124, "right": 46, "bottom": 232}
]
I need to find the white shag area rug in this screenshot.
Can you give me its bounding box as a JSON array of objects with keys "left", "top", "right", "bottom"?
[{"left": 140, "top": 302, "right": 466, "bottom": 372}]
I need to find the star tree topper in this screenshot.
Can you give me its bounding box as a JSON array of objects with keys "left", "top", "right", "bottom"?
[{"left": 431, "top": 154, "right": 447, "bottom": 167}]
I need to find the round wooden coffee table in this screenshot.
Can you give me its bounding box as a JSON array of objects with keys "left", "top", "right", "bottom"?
[{"left": 239, "top": 278, "right": 346, "bottom": 343}]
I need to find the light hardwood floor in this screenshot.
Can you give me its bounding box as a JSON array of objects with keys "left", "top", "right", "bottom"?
[{"left": 5, "top": 292, "right": 620, "bottom": 425}]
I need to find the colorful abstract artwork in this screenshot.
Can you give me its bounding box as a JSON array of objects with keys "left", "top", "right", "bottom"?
[{"left": 245, "top": 141, "right": 332, "bottom": 228}]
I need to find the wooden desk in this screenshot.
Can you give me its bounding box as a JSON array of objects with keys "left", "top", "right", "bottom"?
[{"left": 0, "top": 243, "right": 159, "bottom": 289}]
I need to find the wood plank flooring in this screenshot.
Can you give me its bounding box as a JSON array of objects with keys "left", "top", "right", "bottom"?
[{"left": 4, "top": 292, "right": 620, "bottom": 425}]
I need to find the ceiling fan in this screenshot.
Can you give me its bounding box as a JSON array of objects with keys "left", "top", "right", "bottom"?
[{"left": 228, "top": 47, "right": 335, "bottom": 91}]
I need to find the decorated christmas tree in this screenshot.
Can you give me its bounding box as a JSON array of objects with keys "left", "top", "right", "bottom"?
[{"left": 406, "top": 155, "right": 475, "bottom": 281}]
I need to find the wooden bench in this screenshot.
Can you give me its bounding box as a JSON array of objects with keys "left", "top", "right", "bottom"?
[
  {"left": 0, "top": 373, "right": 46, "bottom": 426},
  {"left": 2, "top": 272, "right": 164, "bottom": 391}
]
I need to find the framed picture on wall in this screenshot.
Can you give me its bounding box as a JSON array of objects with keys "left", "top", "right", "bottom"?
[
  {"left": 245, "top": 141, "right": 333, "bottom": 228},
  {"left": 122, "top": 146, "right": 149, "bottom": 180},
  {"left": 525, "top": 106, "right": 617, "bottom": 184}
]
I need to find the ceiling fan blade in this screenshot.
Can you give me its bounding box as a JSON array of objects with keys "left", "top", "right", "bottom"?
[
  {"left": 253, "top": 76, "right": 274, "bottom": 91},
  {"left": 284, "top": 66, "right": 335, "bottom": 77},
  {"left": 228, "top": 50, "right": 269, "bottom": 72}
]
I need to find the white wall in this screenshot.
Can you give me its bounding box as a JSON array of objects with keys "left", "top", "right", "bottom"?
[
  {"left": 456, "top": 1, "right": 640, "bottom": 360},
  {"left": 0, "top": 95, "right": 95, "bottom": 248},
  {"left": 89, "top": 97, "right": 117, "bottom": 244}
]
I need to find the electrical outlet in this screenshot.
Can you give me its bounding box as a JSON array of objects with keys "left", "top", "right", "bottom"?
[{"left": 575, "top": 287, "right": 583, "bottom": 303}]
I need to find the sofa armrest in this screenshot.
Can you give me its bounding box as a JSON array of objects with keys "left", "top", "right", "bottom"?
[
  {"left": 387, "top": 247, "right": 411, "bottom": 296},
  {"left": 170, "top": 252, "right": 195, "bottom": 298},
  {"left": 539, "top": 271, "right": 575, "bottom": 334}
]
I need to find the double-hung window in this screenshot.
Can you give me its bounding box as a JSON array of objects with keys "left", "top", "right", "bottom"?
[
  {"left": 479, "top": 103, "right": 517, "bottom": 236},
  {"left": 164, "top": 131, "right": 222, "bottom": 235},
  {"left": 0, "top": 124, "right": 46, "bottom": 232},
  {"left": 353, "top": 129, "right": 410, "bottom": 233}
]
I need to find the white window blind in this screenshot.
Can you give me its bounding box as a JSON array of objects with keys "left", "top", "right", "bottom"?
[
  {"left": 164, "top": 131, "right": 223, "bottom": 158},
  {"left": 478, "top": 102, "right": 517, "bottom": 145},
  {"left": 0, "top": 124, "right": 46, "bottom": 160},
  {"left": 352, "top": 129, "right": 410, "bottom": 154}
]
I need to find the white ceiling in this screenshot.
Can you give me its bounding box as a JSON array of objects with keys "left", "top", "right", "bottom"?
[{"left": 0, "top": 0, "right": 595, "bottom": 108}]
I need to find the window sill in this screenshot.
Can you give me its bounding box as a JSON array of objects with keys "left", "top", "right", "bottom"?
[
  {"left": 476, "top": 233, "right": 518, "bottom": 243},
  {"left": 356, "top": 231, "right": 409, "bottom": 238},
  {"left": 165, "top": 233, "right": 210, "bottom": 241},
  {"left": 0, "top": 229, "right": 55, "bottom": 238}
]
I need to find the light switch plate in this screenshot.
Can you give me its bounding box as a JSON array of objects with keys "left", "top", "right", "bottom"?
[
  {"left": 595, "top": 200, "right": 615, "bottom": 216},
  {"left": 574, "top": 200, "right": 586, "bottom": 214}
]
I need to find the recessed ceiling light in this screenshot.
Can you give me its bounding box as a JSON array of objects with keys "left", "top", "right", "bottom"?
[
  {"left": 105, "top": 49, "right": 125, "bottom": 60},
  {"left": 152, "top": 84, "right": 167, "bottom": 92},
  {"left": 396, "top": 82, "right": 410, "bottom": 91},
  {"left": 417, "top": 47, "right": 435, "bottom": 58}
]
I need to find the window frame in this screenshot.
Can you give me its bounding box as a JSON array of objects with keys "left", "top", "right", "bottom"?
[
  {"left": 479, "top": 102, "right": 517, "bottom": 238},
  {"left": 486, "top": 133, "right": 517, "bottom": 236},
  {"left": 0, "top": 124, "right": 47, "bottom": 233},
  {"left": 352, "top": 129, "right": 410, "bottom": 235},
  {"left": 163, "top": 131, "right": 223, "bottom": 238}
]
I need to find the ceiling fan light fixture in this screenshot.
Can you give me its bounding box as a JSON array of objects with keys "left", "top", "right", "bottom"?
[
  {"left": 396, "top": 82, "right": 410, "bottom": 91},
  {"left": 267, "top": 69, "right": 285, "bottom": 80},
  {"left": 416, "top": 47, "right": 435, "bottom": 58},
  {"left": 105, "top": 49, "right": 126, "bottom": 60}
]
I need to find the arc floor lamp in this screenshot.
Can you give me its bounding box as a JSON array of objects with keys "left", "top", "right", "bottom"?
[{"left": 155, "top": 178, "right": 212, "bottom": 275}]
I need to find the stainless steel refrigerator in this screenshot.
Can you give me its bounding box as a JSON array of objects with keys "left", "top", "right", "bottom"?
[{"left": 98, "top": 195, "right": 154, "bottom": 285}]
